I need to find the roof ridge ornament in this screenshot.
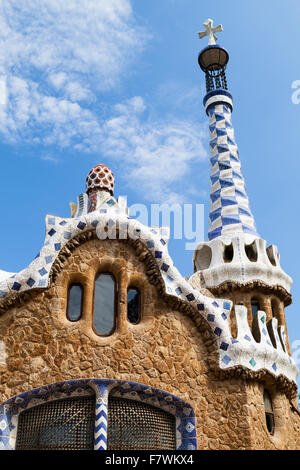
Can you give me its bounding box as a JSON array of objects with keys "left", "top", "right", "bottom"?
[{"left": 198, "top": 18, "right": 223, "bottom": 46}]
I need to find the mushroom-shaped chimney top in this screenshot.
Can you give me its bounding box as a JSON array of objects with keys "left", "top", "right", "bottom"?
[{"left": 86, "top": 164, "right": 114, "bottom": 195}]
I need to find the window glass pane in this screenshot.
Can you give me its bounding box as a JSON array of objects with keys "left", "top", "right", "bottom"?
[
  {"left": 94, "top": 273, "right": 116, "bottom": 335},
  {"left": 263, "top": 391, "right": 275, "bottom": 434},
  {"left": 67, "top": 284, "right": 83, "bottom": 321},
  {"left": 263, "top": 391, "right": 272, "bottom": 412},
  {"left": 266, "top": 412, "right": 275, "bottom": 434},
  {"left": 127, "top": 288, "right": 140, "bottom": 324},
  {"left": 251, "top": 299, "right": 260, "bottom": 318}
]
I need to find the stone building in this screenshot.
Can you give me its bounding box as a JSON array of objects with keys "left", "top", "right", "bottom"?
[{"left": 0, "top": 21, "right": 299, "bottom": 450}]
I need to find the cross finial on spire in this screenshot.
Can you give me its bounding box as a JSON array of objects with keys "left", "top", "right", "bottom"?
[{"left": 198, "top": 18, "right": 223, "bottom": 46}]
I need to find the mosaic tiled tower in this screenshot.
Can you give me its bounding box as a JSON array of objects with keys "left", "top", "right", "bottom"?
[
  {"left": 207, "top": 101, "right": 259, "bottom": 241},
  {"left": 193, "top": 30, "right": 293, "bottom": 345}
]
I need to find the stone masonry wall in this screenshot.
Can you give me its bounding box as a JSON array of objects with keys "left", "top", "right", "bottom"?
[
  {"left": 0, "top": 237, "right": 299, "bottom": 449},
  {"left": 246, "top": 381, "right": 300, "bottom": 449}
]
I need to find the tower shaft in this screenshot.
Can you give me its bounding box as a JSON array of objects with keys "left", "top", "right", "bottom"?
[
  {"left": 207, "top": 100, "right": 259, "bottom": 240},
  {"left": 194, "top": 31, "right": 293, "bottom": 349}
]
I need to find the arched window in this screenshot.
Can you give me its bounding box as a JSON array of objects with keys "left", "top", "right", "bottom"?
[
  {"left": 1, "top": 379, "right": 196, "bottom": 450},
  {"left": 127, "top": 288, "right": 141, "bottom": 324},
  {"left": 107, "top": 397, "right": 176, "bottom": 450},
  {"left": 245, "top": 242, "right": 258, "bottom": 262},
  {"left": 93, "top": 273, "right": 116, "bottom": 336},
  {"left": 223, "top": 243, "right": 233, "bottom": 263},
  {"left": 67, "top": 283, "right": 83, "bottom": 322},
  {"left": 251, "top": 298, "right": 260, "bottom": 318},
  {"left": 263, "top": 390, "right": 275, "bottom": 435}
]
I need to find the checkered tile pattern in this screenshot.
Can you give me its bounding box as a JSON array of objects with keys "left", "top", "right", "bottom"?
[{"left": 208, "top": 103, "right": 259, "bottom": 240}]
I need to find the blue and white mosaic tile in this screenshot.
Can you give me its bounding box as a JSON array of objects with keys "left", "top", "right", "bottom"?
[
  {"left": 207, "top": 102, "right": 259, "bottom": 241},
  {"left": 0, "top": 379, "right": 196, "bottom": 450},
  {"left": 0, "top": 193, "right": 297, "bottom": 385}
]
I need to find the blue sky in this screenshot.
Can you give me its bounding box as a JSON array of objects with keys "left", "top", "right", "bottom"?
[{"left": 0, "top": 0, "right": 300, "bottom": 381}]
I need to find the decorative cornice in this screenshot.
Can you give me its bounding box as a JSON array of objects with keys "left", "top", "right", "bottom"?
[{"left": 208, "top": 279, "right": 292, "bottom": 306}]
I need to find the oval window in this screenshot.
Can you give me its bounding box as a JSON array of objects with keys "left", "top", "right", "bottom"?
[
  {"left": 264, "top": 390, "right": 275, "bottom": 435},
  {"left": 67, "top": 284, "right": 83, "bottom": 322},
  {"left": 93, "top": 273, "right": 116, "bottom": 336},
  {"left": 127, "top": 288, "right": 141, "bottom": 324},
  {"left": 251, "top": 298, "right": 260, "bottom": 318}
]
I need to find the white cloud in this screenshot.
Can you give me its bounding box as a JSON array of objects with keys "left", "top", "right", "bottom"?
[
  {"left": 101, "top": 97, "right": 208, "bottom": 202},
  {"left": 0, "top": 0, "right": 143, "bottom": 89},
  {"left": 0, "top": 0, "right": 146, "bottom": 139},
  {"left": 49, "top": 73, "right": 68, "bottom": 90},
  {"left": 0, "top": 0, "right": 208, "bottom": 203},
  {"left": 0, "top": 76, "right": 7, "bottom": 105},
  {"left": 41, "top": 154, "right": 60, "bottom": 164}
]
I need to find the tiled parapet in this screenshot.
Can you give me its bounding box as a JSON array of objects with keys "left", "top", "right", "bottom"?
[
  {"left": 226, "top": 305, "right": 298, "bottom": 382},
  {"left": 0, "top": 204, "right": 297, "bottom": 388},
  {"left": 193, "top": 235, "right": 292, "bottom": 294}
]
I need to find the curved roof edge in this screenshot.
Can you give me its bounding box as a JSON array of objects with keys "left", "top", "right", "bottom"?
[
  {"left": 0, "top": 270, "right": 16, "bottom": 283},
  {"left": 0, "top": 208, "right": 298, "bottom": 386}
]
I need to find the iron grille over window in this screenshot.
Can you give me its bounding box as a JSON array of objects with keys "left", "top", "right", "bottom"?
[
  {"left": 107, "top": 397, "right": 176, "bottom": 450},
  {"left": 16, "top": 395, "right": 95, "bottom": 450}
]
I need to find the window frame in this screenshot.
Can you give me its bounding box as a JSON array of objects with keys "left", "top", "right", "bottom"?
[
  {"left": 66, "top": 283, "right": 84, "bottom": 322},
  {"left": 92, "top": 271, "right": 117, "bottom": 337},
  {"left": 251, "top": 298, "right": 260, "bottom": 318},
  {"left": 263, "top": 390, "right": 275, "bottom": 436},
  {"left": 127, "top": 286, "right": 141, "bottom": 325}
]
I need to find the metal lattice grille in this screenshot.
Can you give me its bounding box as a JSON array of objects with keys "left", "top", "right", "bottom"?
[
  {"left": 107, "top": 397, "right": 176, "bottom": 450},
  {"left": 16, "top": 395, "right": 95, "bottom": 450}
]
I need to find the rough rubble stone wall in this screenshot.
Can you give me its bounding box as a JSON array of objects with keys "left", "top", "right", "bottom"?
[
  {"left": 0, "top": 238, "right": 299, "bottom": 449},
  {"left": 246, "top": 381, "right": 300, "bottom": 449}
]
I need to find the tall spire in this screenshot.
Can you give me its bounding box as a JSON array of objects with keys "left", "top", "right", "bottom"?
[
  {"left": 193, "top": 20, "right": 292, "bottom": 322},
  {"left": 198, "top": 20, "right": 259, "bottom": 241}
]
